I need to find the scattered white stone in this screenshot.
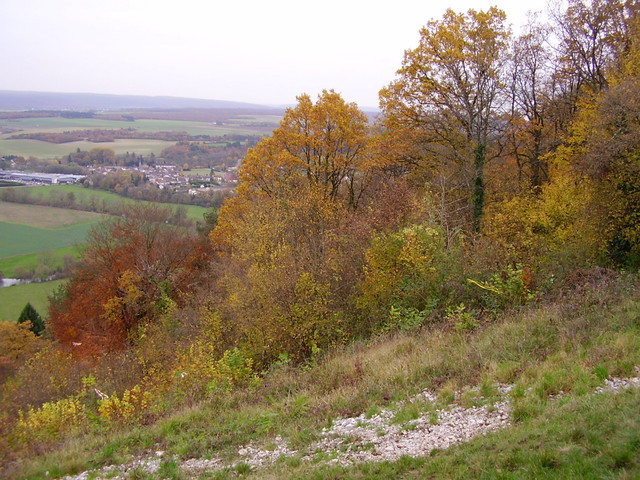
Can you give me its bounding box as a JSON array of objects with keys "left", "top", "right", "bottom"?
[
  {"left": 236, "top": 436, "right": 297, "bottom": 468},
  {"left": 181, "top": 457, "right": 223, "bottom": 476},
  {"left": 308, "top": 400, "right": 510, "bottom": 465},
  {"left": 60, "top": 370, "right": 640, "bottom": 480},
  {"left": 594, "top": 376, "right": 640, "bottom": 394}
]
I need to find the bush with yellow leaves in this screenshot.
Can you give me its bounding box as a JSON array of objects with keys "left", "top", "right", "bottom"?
[
  {"left": 172, "top": 344, "right": 259, "bottom": 402},
  {"left": 358, "top": 223, "right": 451, "bottom": 325},
  {"left": 15, "top": 396, "right": 87, "bottom": 444},
  {"left": 97, "top": 385, "right": 151, "bottom": 423}
]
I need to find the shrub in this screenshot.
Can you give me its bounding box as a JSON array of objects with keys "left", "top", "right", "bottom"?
[
  {"left": 358, "top": 223, "right": 451, "bottom": 324},
  {"left": 467, "top": 263, "right": 535, "bottom": 310},
  {"left": 15, "top": 396, "right": 87, "bottom": 444},
  {"left": 444, "top": 303, "right": 478, "bottom": 332},
  {"left": 97, "top": 385, "right": 152, "bottom": 423}
]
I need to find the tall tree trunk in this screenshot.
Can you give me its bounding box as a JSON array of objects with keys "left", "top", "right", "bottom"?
[{"left": 472, "top": 143, "right": 486, "bottom": 232}]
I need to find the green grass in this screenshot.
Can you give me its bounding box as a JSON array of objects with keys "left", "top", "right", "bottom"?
[
  {"left": 8, "top": 272, "right": 640, "bottom": 480},
  {"left": 270, "top": 389, "right": 640, "bottom": 479},
  {"left": 0, "top": 193, "right": 208, "bottom": 275},
  {"left": 0, "top": 201, "right": 104, "bottom": 229},
  {"left": 0, "top": 279, "right": 65, "bottom": 322},
  {"left": 0, "top": 117, "right": 260, "bottom": 135},
  {"left": 0, "top": 221, "right": 96, "bottom": 258},
  {"left": 14, "top": 185, "right": 208, "bottom": 221},
  {"left": 0, "top": 246, "right": 80, "bottom": 278},
  {"left": 183, "top": 168, "right": 212, "bottom": 176},
  {"left": 0, "top": 200, "right": 101, "bottom": 267},
  {"left": 0, "top": 139, "right": 175, "bottom": 158}
]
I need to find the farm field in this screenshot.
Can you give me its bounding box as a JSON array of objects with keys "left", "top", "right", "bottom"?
[
  {"left": 0, "top": 246, "right": 80, "bottom": 278},
  {"left": 0, "top": 279, "right": 65, "bottom": 322},
  {"left": 0, "top": 114, "right": 279, "bottom": 159},
  {"left": 11, "top": 185, "right": 209, "bottom": 220},
  {"left": 0, "top": 138, "right": 175, "bottom": 158},
  {"left": 183, "top": 168, "right": 212, "bottom": 176},
  {"left": 0, "top": 200, "right": 104, "bottom": 228},
  {"left": 0, "top": 201, "right": 101, "bottom": 276},
  {"left": 0, "top": 219, "right": 96, "bottom": 259},
  {"left": 0, "top": 117, "right": 273, "bottom": 135}
]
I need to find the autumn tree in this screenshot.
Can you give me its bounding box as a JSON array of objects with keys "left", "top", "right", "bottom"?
[
  {"left": 0, "top": 321, "right": 43, "bottom": 382},
  {"left": 49, "top": 204, "right": 208, "bottom": 355},
  {"left": 238, "top": 89, "right": 380, "bottom": 209},
  {"left": 380, "top": 7, "right": 511, "bottom": 232},
  {"left": 211, "top": 92, "right": 411, "bottom": 364},
  {"left": 485, "top": 2, "right": 640, "bottom": 269},
  {"left": 507, "top": 16, "right": 556, "bottom": 190},
  {"left": 579, "top": 11, "right": 640, "bottom": 266},
  {"left": 551, "top": 0, "right": 630, "bottom": 96}
]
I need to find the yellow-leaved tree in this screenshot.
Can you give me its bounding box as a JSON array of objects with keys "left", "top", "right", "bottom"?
[
  {"left": 211, "top": 91, "right": 407, "bottom": 365},
  {"left": 380, "top": 7, "right": 511, "bottom": 232},
  {"left": 238, "top": 89, "right": 379, "bottom": 209}
]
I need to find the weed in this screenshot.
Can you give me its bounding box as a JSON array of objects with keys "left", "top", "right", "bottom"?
[
  {"left": 157, "top": 459, "right": 182, "bottom": 480},
  {"left": 234, "top": 462, "right": 252, "bottom": 475},
  {"left": 125, "top": 466, "right": 151, "bottom": 480},
  {"left": 460, "top": 390, "right": 481, "bottom": 408},
  {"left": 437, "top": 384, "right": 456, "bottom": 406},
  {"left": 444, "top": 303, "right": 478, "bottom": 332},
  {"left": 429, "top": 411, "right": 439, "bottom": 425},
  {"left": 400, "top": 422, "right": 418, "bottom": 432},
  {"left": 391, "top": 402, "right": 420, "bottom": 424},
  {"left": 365, "top": 405, "right": 381, "bottom": 418}
]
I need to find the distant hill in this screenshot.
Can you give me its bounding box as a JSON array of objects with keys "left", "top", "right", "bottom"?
[{"left": 0, "top": 90, "right": 275, "bottom": 111}]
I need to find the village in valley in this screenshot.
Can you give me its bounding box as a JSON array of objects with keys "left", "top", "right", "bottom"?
[{"left": 0, "top": 161, "right": 239, "bottom": 194}]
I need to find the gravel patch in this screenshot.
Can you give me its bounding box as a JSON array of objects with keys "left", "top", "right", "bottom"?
[
  {"left": 59, "top": 371, "right": 640, "bottom": 480},
  {"left": 307, "top": 400, "right": 511, "bottom": 465}
]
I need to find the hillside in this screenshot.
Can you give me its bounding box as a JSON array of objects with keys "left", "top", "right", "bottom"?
[
  {"left": 2, "top": 2, "right": 640, "bottom": 479},
  {"left": 0, "top": 90, "right": 276, "bottom": 112},
  {"left": 4, "top": 268, "right": 639, "bottom": 479}
]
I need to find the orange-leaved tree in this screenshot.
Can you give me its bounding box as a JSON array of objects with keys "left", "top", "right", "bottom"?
[{"left": 50, "top": 205, "right": 207, "bottom": 355}]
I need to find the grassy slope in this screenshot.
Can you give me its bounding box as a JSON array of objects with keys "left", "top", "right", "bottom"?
[
  {"left": 12, "top": 270, "right": 640, "bottom": 479},
  {"left": 17, "top": 185, "right": 208, "bottom": 220},
  {"left": 0, "top": 195, "right": 206, "bottom": 276},
  {"left": 0, "top": 246, "right": 80, "bottom": 278},
  {"left": 0, "top": 202, "right": 103, "bottom": 262},
  {"left": 0, "top": 279, "right": 65, "bottom": 322},
  {"left": 0, "top": 221, "right": 96, "bottom": 258},
  {"left": 0, "top": 201, "right": 104, "bottom": 228}
]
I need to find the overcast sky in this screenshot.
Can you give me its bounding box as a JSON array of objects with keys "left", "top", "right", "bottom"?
[{"left": 1, "top": 0, "right": 550, "bottom": 108}]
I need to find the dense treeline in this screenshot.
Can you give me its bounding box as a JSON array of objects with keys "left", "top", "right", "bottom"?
[
  {"left": 0, "top": 185, "right": 200, "bottom": 224},
  {"left": 2, "top": 0, "right": 639, "bottom": 472},
  {"left": 160, "top": 139, "right": 258, "bottom": 169}
]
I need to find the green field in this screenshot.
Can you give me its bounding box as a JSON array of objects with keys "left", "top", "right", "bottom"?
[
  {"left": 0, "top": 200, "right": 104, "bottom": 228},
  {"left": 0, "top": 221, "right": 95, "bottom": 258},
  {"left": 0, "top": 279, "right": 65, "bottom": 322},
  {"left": 0, "top": 115, "right": 274, "bottom": 159},
  {"left": 0, "top": 117, "right": 269, "bottom": 136},
  {"left": 0, "top": 190, "right": 208, "bottom": 275},
  {"left": 14, "top": 185, "right": 208, "bottom": 220},
  {"left": 0, "top": 138, "right": 175, "bottom": 158},
  {"left": 0, "top": 201, "right": 103, "bottom": 259},
  {"left": 183, "top": 168, "right": 212, "bottom": 176},
  {"left": 0, "top": 246, "right": 80, "bottom": 278}
]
